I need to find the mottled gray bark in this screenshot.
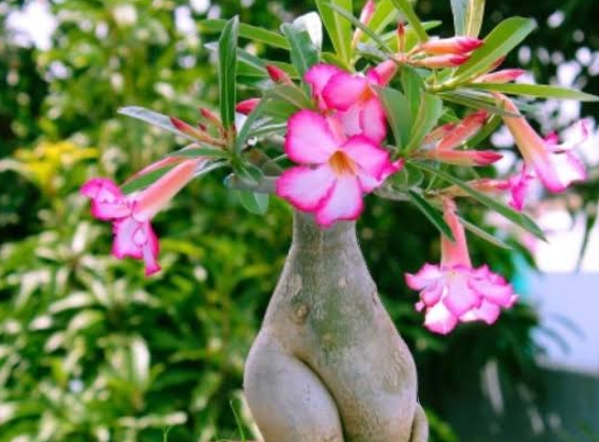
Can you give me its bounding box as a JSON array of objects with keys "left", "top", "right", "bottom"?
[{"left": 244, "top": 211, "right": 428, "bottom": 442}]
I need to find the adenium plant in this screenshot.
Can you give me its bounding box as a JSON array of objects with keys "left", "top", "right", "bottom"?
[{"left": 81, "top": 0, "right": 596, "bottom": 440}]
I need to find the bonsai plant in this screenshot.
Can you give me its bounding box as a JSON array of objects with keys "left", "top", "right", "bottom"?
[{"left": 80, "top": 0, "right": 596, "bottom": 440}]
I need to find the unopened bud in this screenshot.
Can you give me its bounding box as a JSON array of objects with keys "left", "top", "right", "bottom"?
[
  {"left": 235, "top": 98, "right": 260, "bottom": 115},
  {"left": 412, "top": 54, "right": 470, "bottom": 69},
  {"left": 266, "top": 65, "right": 293, "bottom": 85},
  {"left": 475, "top": 69, "right": 526, "bottom": 84}
]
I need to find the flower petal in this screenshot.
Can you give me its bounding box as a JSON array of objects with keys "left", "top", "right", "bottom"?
[
  {"left": 315, "top": 175, "right": 364, "bottom": 226},
  {"left": 423, "top": 302, "right": 458, "bottom": 335},
  {"left": 81, "top": 178, "right": 130, "bottom": 220},
  {"left": 460, "top": 300, "right": 501, "bottom": 325},
  {"left": 305, "top": 63, "right": 344, "bottom": 106},
  {"left": 443, "top": 271, "right": 482, "bottom": 316},
  {"left": 405, "top": 263, "right": 443, "bottom": 290},
  {"left": 276, "top": 165, "right": 336, "bottom": 212},
  {"left": 342, "top": 136, "right": 390, "bottom": 179},
  {"left": 284, "top": 110, "right": 338, "bottom": 164},
  {"left": 359, "top": 97, "right": 387, "bottom": 144},
  {"left": 322, "top": 72, "right": 369, "bottom": 111},
  {"left": 112, "top": 217, "right": 145, "bottom": 260}
]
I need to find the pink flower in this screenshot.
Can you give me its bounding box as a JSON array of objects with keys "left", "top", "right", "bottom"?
[
  {"left": 497, "top": 93, "right": 588, "bottom": 193},
  {"left": 305, "top": 61, "right": 397, "bottom": 143},
  {"left": 474, "top": 165, "right": 534, "bottom": 211},
  {"left": 422, "top": 111, "right": 502, "bottom": 166},
  {"left": 412, "top": 54, "right": 470, "bottom": 69},
  {"left": 475, "top": 69, "right": 526, "bottom": 84},
  {"left": 419, "top": 37, "right": 483, "bottom": 55},
  {"left": 405, "top": 199, "right": 518, "bottom": 334},
  {"left": 276, "top": 110, "right": 401, "bottom": 227},
  {"left": 81, "top": 159, "right": 201, "bottom": 275}
]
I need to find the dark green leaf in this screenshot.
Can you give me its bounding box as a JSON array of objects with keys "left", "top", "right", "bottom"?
[
  {"left": 264, "top": 84, "right": 314, "bottom": 110},
  {"left": 281, "top": 23, "right": 320, "bottom": 79},
  {"left": 377, "top": 87, "right": 412, "bottom": 149},
  {"left": 458, "top": 216, "right": 512, "bottom": 250},
  {"left": 200, "top": 19, "right": 290, "bottom": 49},
  {"left": 411, "top": 161, "right": 547, "bottom": 241},
  {"left": 390, "top": 0, "right": 429, "bottom": 42},
  {"left": 439, "top": 90, "right": 521, "bottom": 116},
  {"left": 316, "top": 0, "right": 352, "bottom": 65},
  {"left": 407, "top": 190, "right": 455, "bottom": 240},
  {"left": 467, "top": 82, "right": 599, "bottom": 102},
  {"left": 218, "top": 16, "right": 240, "bottom": 130},
  {"left": 401, "top": 66, "right": 424, "bottom": 117},
  {"left": 453, "top": 17, "right": 536, "bottom": 83}
]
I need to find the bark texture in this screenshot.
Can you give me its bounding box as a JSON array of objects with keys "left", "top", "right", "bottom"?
[{"left": 244, "top": 211, "right": 428, "bottom": 442}]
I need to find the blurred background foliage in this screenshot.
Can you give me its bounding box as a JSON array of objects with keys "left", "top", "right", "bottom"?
[{"left": 0, "top": 0, "right": 597, "bottom": 441}]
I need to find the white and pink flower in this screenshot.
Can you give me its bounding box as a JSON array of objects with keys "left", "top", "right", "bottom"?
[
  {"left": 304, "top": 61, "right": 397, "bottom": 143},
  {"left": 496, "top": 93, "right": 588, "bottom": 193},
  {"left": 276, "top": 110, "right": 401, "bottom": 227},
  {"left": 405, "top": 199, "right": 518, "bottom": 334},
  {"left": 81, "top": 159, "right": 201, "bottom": 275}
]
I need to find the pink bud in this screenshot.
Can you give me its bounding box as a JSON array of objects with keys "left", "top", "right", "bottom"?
[
  {"left": 266, "top": 65, "right": 293, "bottom": 85},
  {"left": 436, "top": 111, "right": 488, "bottom": 151},
  {"left": 351, "top": 0, "right": 376, "bottom": 47},
  {"left": 420, "top": 37, "right": 483, "bottom": 55},
  {"left": 235, "top": 98, "right": 260, "bottom": 115},
  {"left": 199, "top": 107, "right": 222, "bottom": 128},
  {"left": 170, "top": 116, "right": 222, "bottom": 145},
  {"left": 371, "top": 59, "right": 397, "bottom": 86},
  {"left": 476, "top": 69, "right": 526, "bottom": 84},
  {"left": 424, "top": 123, "right": 457, "bottom": 145},
  {"left": 397, "top": 22, "right": 406, "bottom": 53},
  {"left": 413, "top": 54, "right": 469, "bottom": 69}
]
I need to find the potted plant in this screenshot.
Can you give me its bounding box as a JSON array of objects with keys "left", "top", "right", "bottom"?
[{"left": 81, "top": 0, "right": 595, "bottom": 440}]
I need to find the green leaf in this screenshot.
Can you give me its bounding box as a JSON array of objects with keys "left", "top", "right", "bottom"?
[
  {"left": 368, "top": 0, "right": 400, "bottom": 35},
  {"left": 451, "top": 0, "right": 485, "bottom": 37},
  {"left": 238, "top": 190, "right": 269, "bottom": 215},
  {"left": 118, "top": 106, "right": 197, "bottom": 142},
  {"left": 406, "top": 93, "right": 443, "bottom": 151},
  {"left": 316, "top": 0, "right": 352, "bottom": 65},
  {"left": 167, "top": 147, "right": 230, "bottom": 159},
  {"left": 458, "top": 216, "right": 512, "bottom": 250},
  {"left": 453, "top": 17, "right": 536, "bottom": 83},
  {"left": 200, "top": 19, "right": 290, "bottom": 50},
  {"left": 218, "top": 16, "right": 239, "bottom": 130},
  {"left": 326, "top": 3, "right": 393, "bottom": 54},
  {"left": 407, "top": 190, "right": 455, "bottom": 240},
  {"left": 467, "top": 82, "right": 599, "bottom": 102},
  {"left": 281, "top": 23, "right": 320, "bottom": 79},
  {"left": 438, "top": 90, "right": 521, "bottom": 116},
  {"left": 389, "top": 0, "right": 429, "bottom": 42},
  {"left": 264, "top": 84, "right": 314, "bottom": 110},
  {"left": 411, "top": 161, "right": 547, "bottom": 241},
  {"left": 377, "top": 87, "right": 412, "bottom": 149},
  {"left": 401, "top": 66, "right": 424, "bottom": 117}
]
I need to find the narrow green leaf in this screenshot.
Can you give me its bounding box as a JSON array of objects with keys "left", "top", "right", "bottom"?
[
  {"left": 451, "top": 0, "right": 485, "bottom": 37},
  {"left": 200, "top": 19, "right": 290, "bottom": 50},
  {"left": 118, "top": 106, "right": 196, "bottom": 142},
  {"left": 218, "top": 16, "right": 239, "bottom": 130},
  {"left": 326, "top": 3, "right": 393, "bottom": 54},
  {"left": 121, "top": 164, "right": 176, "bottom": 194},
  {"left": 389, "top": 0, "right": 429, "bottom": 42},
  {"left": 411, "top": 161, "right": 547, "bottom": 241},
  {"left": 453, "top": 17, "right": 536, "bottom": 83},
  {"left": 406, "top": 93, "right": 443, "bottom": 151},
  {"left": 264, "top": 84, "right": 314, "bottom": 110},
  {"left": 438, "top": 91, "right": 521, "bottom": 116},
  {"left": 316, "top": 0, "right": 352, "bottom": 64},
  {"left": 368, "top": 0, "right": 400, "bottom": 35},
  {"left": 401, "top": 66, "right": 423, "bottom": 117},
  {"left": 167, "top": 147, "right": 229, "bottom": 159},
  {"left": 458, "top": 216, "right": 512, "bottom": 250},
  {"left": 407, "top": 190, "right": 455, "bottom": 240},
  {"left": 377, "top": 87, "right": 412, "bottom": 149},
  {"left": 238, "top": 190, "right": 269, "bottom": 215},
  {"left": 281, "top": 23, "right": 319, "bottom": 79},
  {"left": 467, "top": 82, "right": 599, "bottom": 102}
]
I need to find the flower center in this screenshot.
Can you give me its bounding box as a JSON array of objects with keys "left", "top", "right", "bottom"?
[{"left": 328, "top": 151, "right": 357, "bottom": 177}]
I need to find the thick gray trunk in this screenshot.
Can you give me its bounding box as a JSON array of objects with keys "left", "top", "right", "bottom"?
[{"left": 244, "top": 211, "right": 428, "bottom": 442}]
